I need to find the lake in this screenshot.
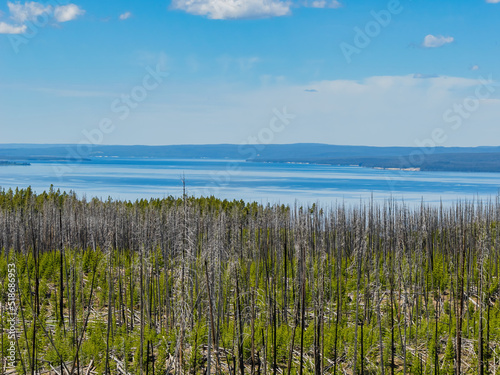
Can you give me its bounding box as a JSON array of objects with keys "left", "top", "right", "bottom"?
[{"left": 0, "top": 158, "right": 499, "bottom": 205}]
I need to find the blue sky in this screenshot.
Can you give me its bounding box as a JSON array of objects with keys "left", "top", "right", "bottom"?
[{"left": 1, "top": 0, "right": 500, "bottom": 146}]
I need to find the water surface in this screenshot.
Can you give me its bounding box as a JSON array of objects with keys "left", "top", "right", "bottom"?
[{"left": 0, "top": 158, "right": 499, "bottom": 205}]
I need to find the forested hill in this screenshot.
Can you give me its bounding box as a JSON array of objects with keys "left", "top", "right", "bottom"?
[
  {"left": 252, "top": 152, "right": 500, "bottom": 173},
  {"left": 1, "top": 143, "right": 500, "bottom": 172}
]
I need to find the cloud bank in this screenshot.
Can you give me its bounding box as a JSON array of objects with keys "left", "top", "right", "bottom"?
[{"left": 84, "top": 74, "right": 497, "bottom": 146}]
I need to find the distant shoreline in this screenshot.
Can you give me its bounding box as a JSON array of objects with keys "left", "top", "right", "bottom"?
[
  {"left": 0, "top": 161, "right": 30, "bottom": 166},
  {"left": 1, "top": 143, "right": 500, "bottom": 173}
]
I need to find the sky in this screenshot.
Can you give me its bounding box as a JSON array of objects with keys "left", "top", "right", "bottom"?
[{"left": 1, "top": 0, "right": 500, "bottom": 147}]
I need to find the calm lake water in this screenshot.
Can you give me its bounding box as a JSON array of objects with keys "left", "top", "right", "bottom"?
[{"left": 0, "top": 158, "right": 499, "bottom": 205}]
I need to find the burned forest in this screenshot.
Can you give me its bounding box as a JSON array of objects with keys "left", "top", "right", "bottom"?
[{"left": 1, "top": 187, "right": 500, "bottom": 374}]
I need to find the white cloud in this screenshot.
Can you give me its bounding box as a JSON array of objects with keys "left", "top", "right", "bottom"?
[
  {"left": 170, "top": 0, "right": 292, "bottom": 19},
  {"left": 304, "top": 0, "right": 342, "bottom": 8},
  {"left": 119, "top": 11, "right": 132, "bottom": 20},
  {"left": 486, "top": 0, "right": 500, "bottom": 3},
  {"left": 471, "top": 65, "right": 480, "bottom": 71},
  {"left": 2, "top": 2, "right": 85, "bottom": 33},
  {"left": 0, "top": 21, "right": 26, "bottom": 34},
  {"left": 8, "top": 1, "right": 51, "bottom": 23},
  {"left": 171, "top": 0, "right": 342, "bottom": 18},
  {"left": 422, "top": 34, "right": 454, "bottom": 48},
  {"left": 54, "top": 4, "right": 85, "bottom": 22}
]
